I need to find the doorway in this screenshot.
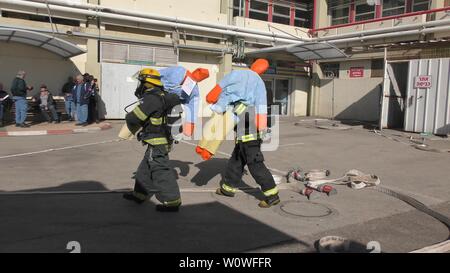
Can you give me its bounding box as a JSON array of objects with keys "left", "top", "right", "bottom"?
[
  {"left": 264, "top": 78, "right": 291, "bottom": 115},
  {"left": 380, "top": 62, "right": 409, "bottom": 129}
]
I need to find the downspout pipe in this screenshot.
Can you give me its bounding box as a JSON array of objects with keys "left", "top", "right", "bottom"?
[{"left": 25, "top": 0, "right": 309, "bottom": 42}]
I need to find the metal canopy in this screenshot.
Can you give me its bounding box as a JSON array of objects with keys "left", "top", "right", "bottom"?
[
  {"left": 247, "top": 41, "right": 348, "bottom": 61},
  {"left": 0, "top": 27, "right": 86, "bottom": 58}
]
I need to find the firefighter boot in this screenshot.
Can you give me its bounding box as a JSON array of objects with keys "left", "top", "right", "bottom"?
[
  {"left": 122, "top": 191, "right": 147, "bottom": 204},
  {"left": 258, "top": 194, "right": 281, "bottom": 208},
  {"left": 215, "top": 188, "right": 236, "bottom": 197},
  {"left": 156, "top": 199, "right": 181, "bottom": 212},
  {"left": 215, "top": 183, "right": 236, "bottom": 197}
]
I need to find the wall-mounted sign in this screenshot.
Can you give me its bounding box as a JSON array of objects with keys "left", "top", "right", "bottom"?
[
  {"left": 414, "top": 75, "right": 432, "bottom": 89},
  {"left": 349, "top": 67, "right": 364, "bottom": 78}
]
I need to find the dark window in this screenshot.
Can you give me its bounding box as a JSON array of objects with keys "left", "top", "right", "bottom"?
[
  {"left": 249, "top": 0, "right": 268, "bottom": 21},
  {"left": 273, "top": 2, "right": 291, "bottom": 25},
  {"left": 328, "top": 0, "right": 350, "bottom": 25},
  {"left": 249, "top": 11, "right": 268, "bottom": 21},
  {"left": 371, "top": 59, "right": 384, "bottom": 78},
  {"left": 274, "top": 5, "right": 290, "bottom": 16},
  {"left": 321, "top": 62, "right": 340, "bottom": 78},
  {"left": 273, "top": 16, "right": 290, "bottom": 25},
  {"left": 233, "top": 0, "right": 245, "bottom": 17},
  {"left": 1, "top": 11, "right": 80, "bottom": 26},
  {"left": 295, "top": 7, "right": 311, "bottom": 28},
  {"left": 382, "top": 0, "right": 406, "bottom": 17},
  {"left": 240, "top": 0, "right": 312, "bottom": 27},
  {"left": 251, "top": 0, "right": 268, "bottom": 11},
  {"left": 355, "top": 3, "right": 375, "bottom": 21},
  {"left": 412, "top": 0, "right": 430, "bottom": 11}
]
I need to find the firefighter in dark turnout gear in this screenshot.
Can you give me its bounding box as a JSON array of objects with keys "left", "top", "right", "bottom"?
[
  {"left": 215, "top": 102, "right": 280, "bottom": 208},
  {"left": 122, "top": 68, "right": 182, "bottom": 212}
]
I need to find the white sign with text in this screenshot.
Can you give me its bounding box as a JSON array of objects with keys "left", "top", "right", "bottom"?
[
  {"left": 181, "top": 76, "right": 197, "bottom": 96},
  {"left": 414, "top": 75, "right": 432, "bottom": 89}
]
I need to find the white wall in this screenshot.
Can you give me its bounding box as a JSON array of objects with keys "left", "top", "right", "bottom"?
[
  {"left": 0, "top": 42, "right": 85, "bottom": 97},
  {"left": 178, "top": 52, "right": 221, "bottom": 118},
  {"left": 317, "top": 78, "right": 383, "bottom": 122},
  {"left": 339, "top": 60, "right": 372, "bottom": 80},
  {"left": 101, "top": 0, "right": 227, "bottom": 25},
  {"left": 292, "top": 77, "right": 310, "bottom": 116}
]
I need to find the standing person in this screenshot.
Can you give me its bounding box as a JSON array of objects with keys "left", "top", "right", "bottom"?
[
  {"left": 32, "top": 84, "right": 60, "bottom": 124},
  {"left": 10, "top": 70, "right": 33, "bottom": 128},
  {"left": 0, "top": 83, "right": 12, "bottom": 127},
  {"left": 83, "top": 73, "right": 91, "bottom": 83},
  {"left": 62, "top": 76, "right": 75, "bottom": 121},
  {"left": 88, "top": 76, "right": 100, "bottom": 124},
  {"left": 72, "top": 74, "right": 90, "bottom": 126},
  {"left": 121, "top": 68, "right": 183, "bottom": 212}
]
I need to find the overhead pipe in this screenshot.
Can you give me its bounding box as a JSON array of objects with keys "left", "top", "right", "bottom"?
[
  {"left": 0, "top": 0, "right": 308, "bottom": 44},
  {"left": 0, "top": 23, "right": 234, "bottom": 54},
  {"left": 317, "top": 18, "right": 450, "bottom": 42},
  {"left": 13, "top": 0, "right": 450, "bottom": 44},
  {"left": 1, "top": 0, "right": 449, "bottom": 51},
  {"left": 247, "top": 24, "right": 450, "bottom": 55},
  {"left": 330, "top": 25, "right": 450, "bottom": 45},
  {"left": 311, "top": 6, "right": 450, "bottom": 34},
  {"left": 23, "top": 0, "right": 309, "bottom": 42}
]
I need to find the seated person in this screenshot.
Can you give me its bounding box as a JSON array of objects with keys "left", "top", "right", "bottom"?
[
  {"left": 32, "top": 85, "right": 60, "bottom": 124},
  {"left": 0, "top": 82, "right": 12, "bottom": 127}
]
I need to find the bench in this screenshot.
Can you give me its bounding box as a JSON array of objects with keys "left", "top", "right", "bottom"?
[{"left": 9, "top": 96, "right": 68, "bottom": 123}]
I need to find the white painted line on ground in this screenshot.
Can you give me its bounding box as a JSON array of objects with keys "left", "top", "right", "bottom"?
[
  {"left": 73, "top": 128, "right": 90, "bottom": 133},
  {"left": 0, "top": 184, "right": 296, "bottom": 195},
  {"left": 0, "top": 139, "right": 123, "bottom": 159},
  {"left": 8, "top": 130, "right": 47, "bottom": 136},
  {"left": 277, "top": 142, "right": 305, "bottom": 148},
  {"left": 179, "top": 140, "right": 287, "bottom": 175}
]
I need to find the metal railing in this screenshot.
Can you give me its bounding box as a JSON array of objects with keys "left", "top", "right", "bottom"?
[{"left": 311, "top": 6, "right": 450, "bottom": 35}]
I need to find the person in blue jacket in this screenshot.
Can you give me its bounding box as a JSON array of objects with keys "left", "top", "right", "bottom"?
[
  {"left": 159, "top": 66, "right": 209, "bottom": 136},
  {"left": 72, "top": 74, "right": 91, "bottom": 126}
]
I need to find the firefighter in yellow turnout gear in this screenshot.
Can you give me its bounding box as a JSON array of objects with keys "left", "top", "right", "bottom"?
[
  {"left": 216, "top": 103, "right": 281, "bottom": 208},
  {"left": 122, "top": 68, "right": 182, "bottom": 212}
]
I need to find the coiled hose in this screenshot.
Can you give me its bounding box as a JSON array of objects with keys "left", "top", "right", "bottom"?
[{"left": 373, "top": 186, "right": 450, "bottom": 239}]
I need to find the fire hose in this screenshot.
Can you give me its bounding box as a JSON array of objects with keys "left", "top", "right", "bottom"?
[
  {"left": 288, "top": 168, "right": 450, "bottom": 252},
  {"left": 287, "top": 168, "right": 449, "bottom": 229}
]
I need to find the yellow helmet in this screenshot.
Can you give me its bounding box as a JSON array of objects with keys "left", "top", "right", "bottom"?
[{"left": 137, "top": 68, "right": 163, "bottom": 87}]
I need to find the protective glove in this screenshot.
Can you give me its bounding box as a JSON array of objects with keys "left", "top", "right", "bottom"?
[
  {"left": 256, "top": 114, "right": 268, "bottom": 131},
  {"left": 206, "top": 84, "right": 222, "bottom": 104},
  {"left": 182, "top": 122, "right": 195, "bottom": 137},
  {"left": 195, "top": 146, "right": 213, "bottom": 161}
]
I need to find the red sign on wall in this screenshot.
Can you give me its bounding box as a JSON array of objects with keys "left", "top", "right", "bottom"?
[{"left": 349, "top": 67, "right": 364, "bottom": 78}]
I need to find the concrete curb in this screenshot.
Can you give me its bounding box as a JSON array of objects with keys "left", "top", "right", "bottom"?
[{"left": 0, "top": 123, "right": 112, "bottom": 137}]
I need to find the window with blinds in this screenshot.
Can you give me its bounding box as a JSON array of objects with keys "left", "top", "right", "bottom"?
[{"left": 100, "top": 42, "right": 178, "bottom": 66}]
